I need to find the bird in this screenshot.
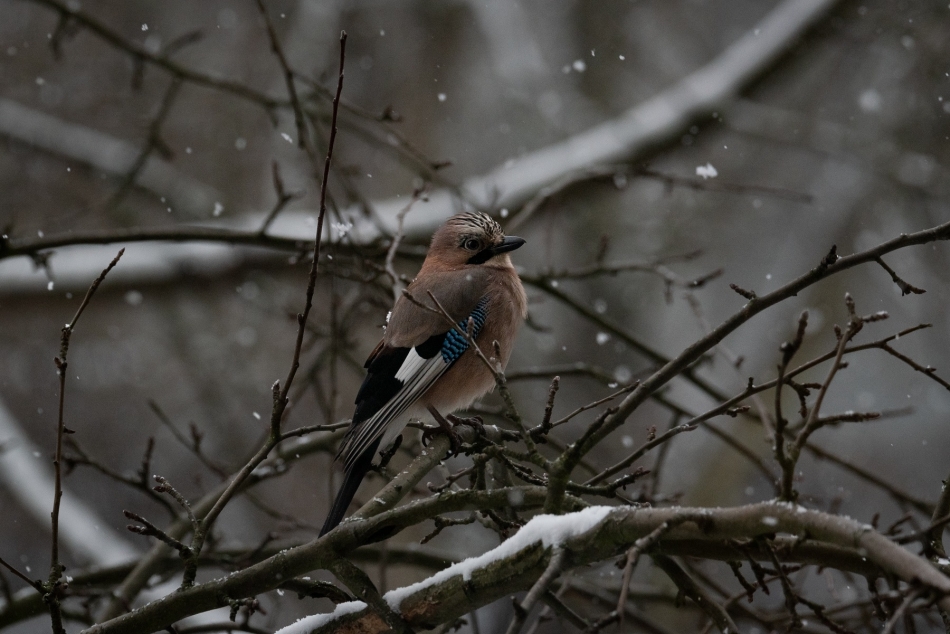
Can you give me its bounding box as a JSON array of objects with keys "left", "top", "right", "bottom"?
[{"left": 319, "top": 211, "right": 527, "bottom": 537}]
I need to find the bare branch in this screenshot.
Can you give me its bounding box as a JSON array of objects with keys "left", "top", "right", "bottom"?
[
  {"left": 48, "top": 248, "right": 123, "bottom": 633},
  {"left": 874, "top": 256, "right": 926, "bottom": 295},
  {"left": 576, "top": 221, "right": 950, "bottom": 465},
  {"left": 505, "top": 547, "right": 566, "bottom": 634}
]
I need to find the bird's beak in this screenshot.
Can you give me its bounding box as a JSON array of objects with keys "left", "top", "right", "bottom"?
[{"left": 490, "top": 236, "right": 526, "bottom": 256}]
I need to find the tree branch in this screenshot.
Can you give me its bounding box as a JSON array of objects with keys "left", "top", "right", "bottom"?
[{"left": 82, "top": 500, "right": 950, "bottom": 633}]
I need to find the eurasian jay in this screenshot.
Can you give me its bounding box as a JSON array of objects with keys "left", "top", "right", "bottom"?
[{"left": 319, "top": 211, "right": 527, "bottom": 536}]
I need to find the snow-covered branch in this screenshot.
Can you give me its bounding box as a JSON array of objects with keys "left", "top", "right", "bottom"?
[
  {"left": 281, "top": 503, "right": 950, "bottom": 633},
  {"left": 0, "top": 98, "right": 222, "bottom": 219},
  {"left": 0, "top": 0, "right": 839, "bottom": 293}
]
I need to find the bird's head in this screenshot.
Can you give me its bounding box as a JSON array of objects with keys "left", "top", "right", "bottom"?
[{"left": 426, "top": 212, "right": 526, "bottom": 269}]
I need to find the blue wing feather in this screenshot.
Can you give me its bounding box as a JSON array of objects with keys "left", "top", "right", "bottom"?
[{"left": 441, "top": 298, "right": 488, "bottom": 363}]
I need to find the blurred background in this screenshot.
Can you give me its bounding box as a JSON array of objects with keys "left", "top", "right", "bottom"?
[{"left": 1, "top": 0, "right": 950, "bottom": 631}]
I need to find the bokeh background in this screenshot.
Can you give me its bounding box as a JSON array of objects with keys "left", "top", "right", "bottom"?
[{"left": 2, "top": 0, "right": 950, "bottom": 631}]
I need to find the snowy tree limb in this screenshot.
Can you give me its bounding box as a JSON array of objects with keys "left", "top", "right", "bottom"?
[
  {"left": 0, "top": 0, "right": 840, "bottom": 292},
  {"left": 282, "top": 504, "right": 950, "bottom": 634},
  {"left": 0, "top": 98, "right": 222, "bottom": 218},
  {"left": 77, "top": 489, "right": 950, "bottom": 634}
]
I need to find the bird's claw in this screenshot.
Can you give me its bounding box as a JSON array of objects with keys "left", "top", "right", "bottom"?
[
  {"left": 447, "top": 414, "right": 485, "bottom": 438},
  {"left": 420, "top": 425, "right": 437, "bottom": 447},
  {"left": 421, "top": 424, "right": 463, "bottom": 456}
]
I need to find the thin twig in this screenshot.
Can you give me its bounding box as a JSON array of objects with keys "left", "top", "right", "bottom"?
[
  {"left": 781, "top": 295, "right": 887, "bottom": 500},
  {"left": 538, "top": 376, "right": 560, "bottom": 435},
  {"left": 773, "top": 310, "right": 809, "bottom": 486},
  {"left": 177, "top": 32, "right": 347, "bottom": 589},
  {"left": 257, "top": 162, "right": 303, "bottom": 237},
  {"left": 585, "top": 423, "right": 696, "bottom": 486},
  {"left": 62, "top": 436, "right": 176, "bottom": 515},
  {"left": 0, "top": 557, "right": 43, "bottom": 593},
  {"left": 652, "top": 555, "right": 740, "bottom": 634},
  {"left": 506, "top": 547, "right": 567, "bottom": 634},
  {"left": 103, "top": 77, "right": 183, "bottom": 210},
  {"left": 874, "top": 256, "right": 926, "bottom": 296},
  {"left": 616, "top": 521, "right": 683, "bottom": 629},
  {"left": 881, "top": 587, "right": 927, "bottom": 634},
  {"left": 123, "top": 511, "right": 191, "bottom": 556},
  {"left": 538, "top": 382, "right": 638, "bottom": 433},
  {"left": 146, "top": 401, "right": 228, "bottom": 478},
  {"left": 152, "top": 476, "right": 198, "bottom": 531},
  {"left": 384, "top": 187, "right": 426, "bottom": 301},
  {"left": 48, "top": 248, "right": 123, "bottom": 633},
  {"left": 253, "top": 0, "right": 318, "bottom": 163}
]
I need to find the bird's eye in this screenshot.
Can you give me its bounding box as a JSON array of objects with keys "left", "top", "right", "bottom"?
[{"left": 464, "top": 238, "right": 481, "bottom": 251}]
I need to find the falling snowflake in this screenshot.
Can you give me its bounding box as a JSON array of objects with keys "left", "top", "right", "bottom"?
[
  {"left": 613, "top": 365, "right": 632, "bottom": 383},
  {"left": 858, "top": 89, "right": 882, "bottom": 113},
  {"left": 696, "top": 163, "right": 718, "bottom": 179},
  {"left": 332, "top": 221, "right": 354, "bottom": 238}
]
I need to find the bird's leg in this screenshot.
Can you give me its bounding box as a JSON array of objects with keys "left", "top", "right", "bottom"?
[
  {"left": 376, "top": 434, "right": 402, "bottom": 470},
  {"left": 425, "top": 405, "right": 463, "bottom": 456}
]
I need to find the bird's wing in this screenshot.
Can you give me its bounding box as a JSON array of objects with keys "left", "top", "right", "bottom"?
[
  {"left": 338, "top": 296, "right": 489, "bottom": 472},
  {"left": 385, "top": 267, "right": 493, "bottom": 348}
]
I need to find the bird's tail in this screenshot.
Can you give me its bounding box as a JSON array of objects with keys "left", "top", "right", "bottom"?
[{"left": 319, "top": 440, "right": 378, "bottom": 537}]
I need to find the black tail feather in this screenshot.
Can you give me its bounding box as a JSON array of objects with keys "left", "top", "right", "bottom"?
[{"left": 319, "top": 439, "right": 379, "bottom": 537}]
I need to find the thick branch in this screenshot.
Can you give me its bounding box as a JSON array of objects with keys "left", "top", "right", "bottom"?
[
  {"left": 83, "top": 499, "right": 950, "bottom": 633},
  {"left": 303, "top": 503, "right": 950, "bottom": 633}
]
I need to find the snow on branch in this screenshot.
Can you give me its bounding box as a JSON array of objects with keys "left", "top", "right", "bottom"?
[
  {"left": 0, "top": 98, "right": 222, "bottom": 218},
  {"left": 280, "top": 503, "right": 950, "bottom": 633}
]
